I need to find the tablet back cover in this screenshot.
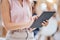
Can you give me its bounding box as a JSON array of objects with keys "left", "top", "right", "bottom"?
[{"left": 30, "top": 11, "right": 55, "bottom": 28}]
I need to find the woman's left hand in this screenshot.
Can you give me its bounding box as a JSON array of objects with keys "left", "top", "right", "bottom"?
[
  {"left": 32, "top": 15, "right": 49, "bottom": 27},
  {"left": 42, "top": 20, "right": 49, "bottom": 27}
]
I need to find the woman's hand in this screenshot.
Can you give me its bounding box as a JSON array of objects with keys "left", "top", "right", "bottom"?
[
  {"left": 22, "top": 15, "right": 38, "bottom": 29},
  {"left": 42, "top": 20, "right": 49, "bottom": 27},
  {"left": 25, "top": 16, "right": 49, "bottom": 30},
  {"left": 28, "top": 28, "right": 36, "bottom": 32},
  {"left": 32, "top": 15, "right": 49, "bottom": 27},
  {"left": 32, "top": 15, "right": 38, "bottom": 20}
]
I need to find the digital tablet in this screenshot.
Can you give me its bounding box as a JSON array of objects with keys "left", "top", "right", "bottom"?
[{"left": 30, "top": 11, "right": 56, "bottom": 28}]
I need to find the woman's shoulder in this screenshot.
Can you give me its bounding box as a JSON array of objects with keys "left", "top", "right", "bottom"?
[
  {"left": 2, "top": 0, "right": 10, "bottom": 7},
  {"left": 2, "top": 0, "right": 8, "bottom": 2},
  {"left": 2, "top": 0, "right": 9, "bottom": 4}
]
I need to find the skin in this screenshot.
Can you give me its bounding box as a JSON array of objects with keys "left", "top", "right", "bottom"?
[{"left": 1, "top": 0, "right": 48, "bottom": 31}]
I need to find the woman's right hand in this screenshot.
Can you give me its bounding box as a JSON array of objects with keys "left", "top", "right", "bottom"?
[
  {"left": 32, "top": 15, "right": 38, "bottom": 20},
  {"left": 22, "top": 15, "right": 38, "bottom": 29}
]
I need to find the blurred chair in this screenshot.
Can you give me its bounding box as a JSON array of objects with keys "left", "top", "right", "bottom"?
[{"left": 35, "top": 17, "right": 58, "bottom": 40}]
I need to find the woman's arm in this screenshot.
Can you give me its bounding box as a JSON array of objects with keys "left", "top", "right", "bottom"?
[{"left": 1, "top": 0, "right": 33, "bottom": 31}]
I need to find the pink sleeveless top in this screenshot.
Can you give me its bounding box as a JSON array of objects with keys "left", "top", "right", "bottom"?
[{"left": 8, "top": 0, "right": 32, "bottom": 24}]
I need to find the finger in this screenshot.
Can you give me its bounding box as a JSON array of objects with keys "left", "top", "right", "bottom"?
[
  {"left": 43, "top": 21, "right": 47, "bottom": 24},
  {"left": 42, "top": 22, "right": 48, "bottom": 26},
  {"left": 32, "top": 28, "right": 36, "bottom": 30},
  {"left": 42, "top": 23, "right": 45, "bottom": 26},
  {"left": 45, "top": 20, "right": 49, "bottom": 24},
  {"left": 46, "top": 20, "right": 48, "bottom": 21},
  {"left": 32, "top": 16, "right": 36, "bottom": 20},
  {"left": 46, "top": 20, "right": 48, "bottom": 22},
  {"left": 33, "top": 15, "right": 38, "bottom": 19},
  {"left": 35, "top": 16, "right": 38, "bottom": 19},
  {"left": 29, "top": 28, "right": 34, "bottom": 32}
]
